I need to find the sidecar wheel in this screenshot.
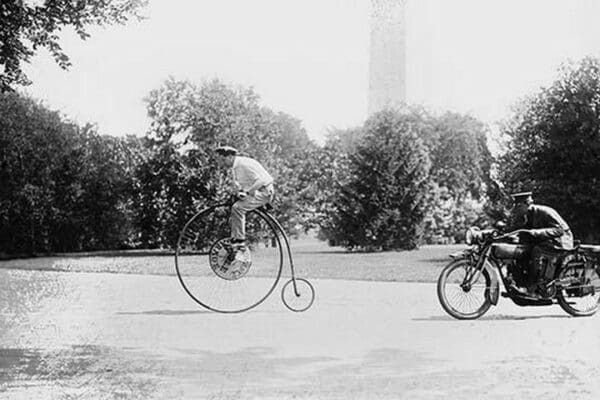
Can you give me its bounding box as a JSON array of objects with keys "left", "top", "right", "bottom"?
[
  {"left": 437, "top": 259, "right": 492, "bottom": 320},
  {"left": 556, "top": 264, "right": 600, "bottom": 317}
]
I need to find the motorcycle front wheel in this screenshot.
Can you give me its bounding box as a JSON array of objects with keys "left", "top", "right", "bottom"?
[
  {"left": 437, "top": 258, "right": 493, "bottom": 320},
  {"left": 556, "top": 263, "right": 600, "bottom": 317}
]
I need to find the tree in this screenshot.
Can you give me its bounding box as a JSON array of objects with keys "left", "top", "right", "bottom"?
[
  {"left": 318, "top": 106, "right": 493, "bottom": 246},
  {"left": 424, "top": 112, "right": 492, "bottom": 200},
  {"left": 311, "top": 129, "right": 355, "bottom": 243},
  {"left": 0, "top": 91, "right": 77, "bottom": 253},
  {"left": 497, "top": 57, "right": 600, "bottom": 242},
  {"left": 139, "top": 77, "right": 320, "bottom": 247},
  {"left": 0, "top": 91, "right": 142, "bottom": 254},
  {"left": 63, "top": 129, "right": 143, "bottom": 250},
  {"left": 325, "top": 110, "right": 432, "bottom": 251},
  {"left": 0, "top": 0, "right": 146, "bottom": 92},
  {"left": 420, "top": 111, "right": 493, "bottom": 243}
]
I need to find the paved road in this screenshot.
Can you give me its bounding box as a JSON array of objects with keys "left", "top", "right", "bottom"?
[{"left": 1, "top": 269, "right": 600, "bottom": 399}]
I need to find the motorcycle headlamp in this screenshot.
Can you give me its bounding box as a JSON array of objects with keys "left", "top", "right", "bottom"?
[{"left": 465, "top": 227, "right": 481, "bottom": 245}]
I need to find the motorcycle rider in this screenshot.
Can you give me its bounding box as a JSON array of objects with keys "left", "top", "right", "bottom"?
[{"left": 507, "top": 191, "right": 574, "bottom": 296}]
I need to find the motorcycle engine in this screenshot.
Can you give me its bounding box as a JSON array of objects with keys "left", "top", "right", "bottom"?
[
  {"left": 507, "top": 261, "right": 529, "bottom": 286},
  {"left": 535, "top": 283, "right": 557, "bottom": 299}
]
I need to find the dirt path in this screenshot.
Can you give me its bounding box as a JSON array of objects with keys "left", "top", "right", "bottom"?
[{"left": 1, "top": 269, "right": 599, "bottom": 399}]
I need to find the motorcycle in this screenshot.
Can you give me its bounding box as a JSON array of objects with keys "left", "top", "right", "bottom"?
[{"left": 437, "top": 225, "right": 600, "bottom": 319}]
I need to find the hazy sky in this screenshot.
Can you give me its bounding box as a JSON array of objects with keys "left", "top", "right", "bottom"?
[{"left": 22, "top": 0, "right": 600, "bottom": 144}]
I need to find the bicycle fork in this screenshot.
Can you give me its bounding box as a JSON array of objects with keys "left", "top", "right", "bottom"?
[{"left": 269, "top": 217, "right": 301, "bottom": 297}]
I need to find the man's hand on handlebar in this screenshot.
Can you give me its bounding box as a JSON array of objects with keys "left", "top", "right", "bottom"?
[
  {"left": 226, "top": 191, "right": 247, "bottom": 204},
  {"left": 502, "top": 229, "right": 532, "bottom": 243},
  {"left": 495, "top": 228, "right": 532, "bottom": 243},
  {"left": 226, "top": 191, "right": 252, "bottom": 204}
]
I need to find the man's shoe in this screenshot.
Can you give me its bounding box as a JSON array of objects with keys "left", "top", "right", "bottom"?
[
  {"left": 229, "top": 238, "right": 246, "bottom": 247},
  {"left": 231, "top": 240, "right": 246, "bottom": 253},
  {"left": 234, "top": 248, "right": 249, "bottom": 263},
  {"left": 228, "top": 240, "right": 248, "bottom": 263}
]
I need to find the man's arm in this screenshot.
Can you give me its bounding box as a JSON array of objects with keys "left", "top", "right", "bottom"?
[
  {"left": 242, "top": 160, "right": 273, "bottom": 196},
  {"left": 522, "top": 208, "right": 566, "bottom": 239},
  {"left": 245, "top": 177, "right": 270, "bottom": 196},
  {"left": 232, "top": 171, "right": 264, "bottom": 199},
  {"left": 527, "top": 226, "right": 564, "bottom": 239}
]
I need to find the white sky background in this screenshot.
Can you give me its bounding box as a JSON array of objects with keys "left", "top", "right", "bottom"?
[{"left": 22, "top": 0, "right": 600, "bottom": 144}]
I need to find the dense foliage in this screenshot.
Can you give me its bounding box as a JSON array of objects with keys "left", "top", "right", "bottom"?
[
  {"left": 497, "top": 57, "right": 600, "bottom": 242},
  {"left": 3, "top": 1, "right": 596, "bottom": 255},
  {"left": 0, "top": 81, "right": 496, "bottom": 255},
  {"left": 0, "top": 80, "right": 323, "bottom": 254},
  {"left": 317, "top": 107, "right": 493, "bottom": 250},
  {"left": 0, "top": 92, "right": 142, "bottom": 254},
  {"left": 421, "top": 111, "right": 492, "bottom": 243},
  {"left": 0, "top": 0, "right": 146, "bottom": 91},
  {"left": 324, "top": 110, "right": 432, "bottom": 250},
  {"left": 135, "top": 78, "right": 320, "bottom": 247}
]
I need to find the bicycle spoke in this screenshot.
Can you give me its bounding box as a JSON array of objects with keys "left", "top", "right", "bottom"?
[
  {"left": 175, "top": 206, "right": 283, "bottom": 313},
  {"left": 442, "top": 261, "right": 489, "bottom": 316},
  {"left": 557, "top": 265, "right": 600, "bottom": 316}
]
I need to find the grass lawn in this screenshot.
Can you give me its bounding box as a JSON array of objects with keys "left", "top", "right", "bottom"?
[{"left": 0, "top": 237, "right": 466, "bottom": 283}]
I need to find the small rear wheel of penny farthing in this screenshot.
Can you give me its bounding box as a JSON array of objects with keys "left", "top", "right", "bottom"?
[
  {"left": 281, "top": 278, "right": 315, "bottom": 312},
  {"left": 175, "top": 204, "right": 283, "bottom": 313}
]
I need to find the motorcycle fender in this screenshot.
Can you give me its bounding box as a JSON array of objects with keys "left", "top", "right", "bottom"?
[
  {"left": 449, "top": 251, "right": 500, "bottom": 305},
  {"left": 450, "top": 250, "right": 471, "bottom": 259},
  {"left": 483, "top": 261, "right": 501, "bottom": 306}
]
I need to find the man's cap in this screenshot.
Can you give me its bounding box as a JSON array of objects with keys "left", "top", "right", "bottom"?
[
  {"left": 511, "top": 191, "right": 533, "bottom": 204},
  {"left": 215, "top": 145, "right": 238, "bottom": 156}
]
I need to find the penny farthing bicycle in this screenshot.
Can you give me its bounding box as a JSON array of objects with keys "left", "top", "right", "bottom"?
[{"left": 174, "top": 198, "right": 315, "bottom": 313}]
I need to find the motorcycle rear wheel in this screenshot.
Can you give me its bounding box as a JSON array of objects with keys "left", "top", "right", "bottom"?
[
  {"left": 437, "top": 259, "right": 492, "bottom": 320},
  {"left": 556, "top": 263, "right": 600, "bottom": 317}
]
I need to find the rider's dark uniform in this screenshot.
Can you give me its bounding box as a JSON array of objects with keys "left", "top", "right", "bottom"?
[
  {"left": 509, "top": 192, "right": 573, "bottom": 288},
  {"left": 519, "top": 204, "right": 573, "bottom": 249}
]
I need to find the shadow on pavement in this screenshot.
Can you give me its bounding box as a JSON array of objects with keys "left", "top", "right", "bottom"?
[
  {"left": 0, "top": 345, "right": 159, "bottom": 399},
  {"left": 2, "top": 344, "right": 589, "bottom": 399},
  {"left": 116, "top": 309, "right": 213, "bottom": 315},
  {"left": 0, "top": 345, "right": 339, "bottom": 399}
]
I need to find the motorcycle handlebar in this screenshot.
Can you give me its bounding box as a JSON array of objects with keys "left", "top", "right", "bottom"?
[{"left": 492, "top": 229, "right": 527, "bottom": 242}]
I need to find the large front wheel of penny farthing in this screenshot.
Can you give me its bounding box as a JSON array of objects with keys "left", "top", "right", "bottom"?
[{"left": 175, "top": 204, "right": 283, "bottom": 313}]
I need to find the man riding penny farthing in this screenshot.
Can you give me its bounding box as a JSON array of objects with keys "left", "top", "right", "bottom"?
[{"left": 175, "top": 146, "right": 315, "bottom": 313}]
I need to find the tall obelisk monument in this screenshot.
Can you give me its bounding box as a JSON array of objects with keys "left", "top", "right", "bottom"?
[{"left": 368, "top": 0, "right": 407, "bottom": 115}]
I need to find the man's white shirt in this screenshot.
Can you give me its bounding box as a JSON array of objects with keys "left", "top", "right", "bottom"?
[{"left": 232, "top": 156, "right": 273, "bottom": 192}]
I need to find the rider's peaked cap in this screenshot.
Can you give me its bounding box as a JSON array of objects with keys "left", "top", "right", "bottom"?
[
  {"left": 511, "top": 191, "right": 533, "bottom": 204},
  {"left": 215, "top": 145, "right": 238, "bottom": 156}
]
